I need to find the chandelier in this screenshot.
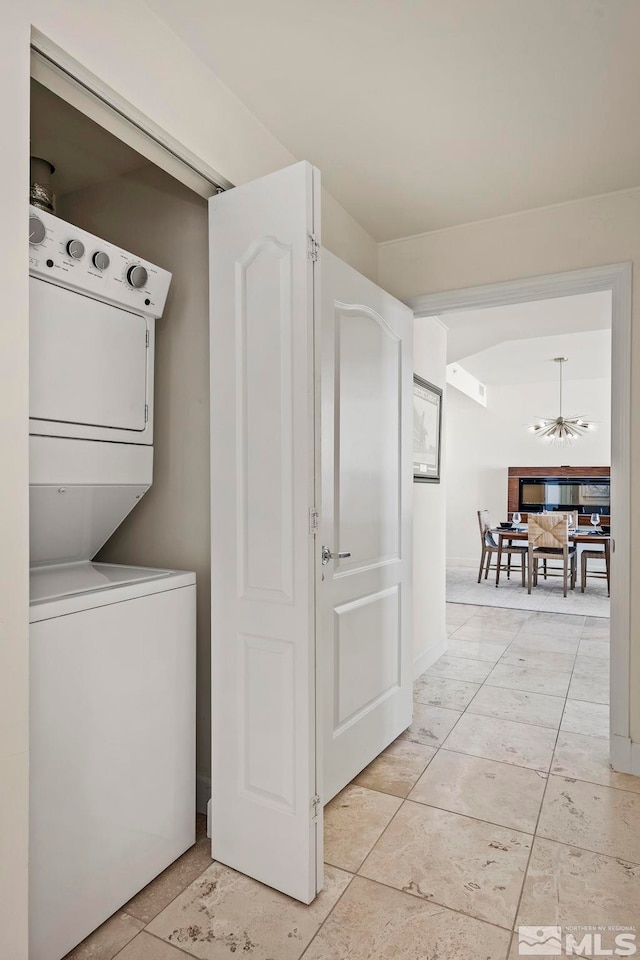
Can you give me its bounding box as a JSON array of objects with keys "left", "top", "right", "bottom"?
[{"left": 529, "top": 357, "right": 595, "bottom": 442}]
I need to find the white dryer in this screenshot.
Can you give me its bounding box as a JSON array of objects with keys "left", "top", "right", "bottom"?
[{"left": 28, "top": 206, "right": 197, "bottom": 960}]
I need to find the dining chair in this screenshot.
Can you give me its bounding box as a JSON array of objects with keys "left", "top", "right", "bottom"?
[
  {"left": 542, "top": 510, "right": 579, "bottom": 530},
  {"left": 538, "top": 511, "right": 578, "bottom": 578},
  {"left": 477, "top": 509, "right": 527, "bottom": 586},
  {"left": 581, "top": 546, "right": 610, "bottom": 597},
  {"left": 527, "top": 514, "right": 577, "bottom": 598}
]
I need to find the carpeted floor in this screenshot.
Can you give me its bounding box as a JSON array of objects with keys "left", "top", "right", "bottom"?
[{"left": 447, "top": 563, "right": 610, "bottom": 618}]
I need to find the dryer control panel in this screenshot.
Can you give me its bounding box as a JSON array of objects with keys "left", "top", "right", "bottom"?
[{"left": 28, "top": 205, "right": 172, "bottom": 320}]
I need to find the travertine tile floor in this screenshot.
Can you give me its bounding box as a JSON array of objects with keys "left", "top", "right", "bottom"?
[{"left": 66, "top": 604, "right": 640, "bottom": 960}]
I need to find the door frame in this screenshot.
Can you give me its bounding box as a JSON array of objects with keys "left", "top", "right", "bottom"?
[
  {"left": 410, "top": 262, "right": 633, "bottom": 774},
  {"left": 30, "top": 29, "right": 231, "bottom": 200}
]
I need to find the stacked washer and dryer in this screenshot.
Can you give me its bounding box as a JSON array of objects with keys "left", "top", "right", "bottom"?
[{"left": 28, "top": 205, "right": 197, "bottom": 960}]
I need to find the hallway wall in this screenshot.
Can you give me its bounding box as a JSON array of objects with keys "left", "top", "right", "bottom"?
[
  {"left": 378, "top": 185, "right": 640, "bottom": 746},
  {"left": 413, "top": 317, "right": 447, "bottom": 674}
]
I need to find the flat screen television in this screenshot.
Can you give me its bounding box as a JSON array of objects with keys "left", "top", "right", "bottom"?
[{"left": 519, "top": 477, "right": 610, "bottom": 516}]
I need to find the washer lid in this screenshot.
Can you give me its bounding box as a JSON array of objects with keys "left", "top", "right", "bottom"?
[{"left": 30, "top": 561, "right": 174, "bottom": 605}]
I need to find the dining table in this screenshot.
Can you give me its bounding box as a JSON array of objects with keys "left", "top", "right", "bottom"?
[{"left": 493, "top": 525, "right": 611, "bottom": 592}]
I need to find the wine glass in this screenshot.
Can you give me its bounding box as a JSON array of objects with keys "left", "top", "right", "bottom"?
[
  {"left": 590, "top": 512, "right": 600, "bottom": 533},
  {"left": 513, "top": 512, "right": 521, "bottom": 528}
]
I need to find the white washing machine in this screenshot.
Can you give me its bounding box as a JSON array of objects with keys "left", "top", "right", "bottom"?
[{"left": 28, "top": 206, "right": 197, "bottom": 960}]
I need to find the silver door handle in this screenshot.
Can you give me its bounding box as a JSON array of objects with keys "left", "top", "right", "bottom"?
[{"left": 321, "top": 546, "right": 351, "bottom": 565}]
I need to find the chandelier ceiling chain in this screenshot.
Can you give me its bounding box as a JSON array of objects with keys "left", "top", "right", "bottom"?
[{"left": 528, "top": 357, "right": 595, "bottom": 443}]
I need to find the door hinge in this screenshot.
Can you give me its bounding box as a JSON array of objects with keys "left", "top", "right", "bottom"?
[
  {"left": 144, "top": 404, "right": 149, "bottom": 423},
  {"left": 145, "top": 329, "right": 150, "bottom": 347},
  {"left": 311, "top": 794, "right": 322, "bottom": 822},
  {"left": 307, "top": 234, "right": 319, "bottom": 262},
  {"left": 309, "top": 507, "right": 319, "bottom": 535}
]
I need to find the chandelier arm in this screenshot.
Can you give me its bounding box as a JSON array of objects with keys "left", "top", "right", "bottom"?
[{"left": 559, "top": 358, "right": 563, "bottom": 417}]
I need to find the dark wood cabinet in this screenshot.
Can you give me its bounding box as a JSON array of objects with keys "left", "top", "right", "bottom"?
[{"left": 507, "top": 466, "right": 610, "bottom": 526}]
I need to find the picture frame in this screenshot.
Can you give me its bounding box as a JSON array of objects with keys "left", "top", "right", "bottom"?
[{"left": 413, "top": 374, "right": 442, "bottom": 483}]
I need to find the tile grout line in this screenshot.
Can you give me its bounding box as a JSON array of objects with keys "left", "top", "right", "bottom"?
[
  {"left": 115, "top": 926, "right": 203, "bottom": 960},
  {"left": 349, "top": 776, "right": 543, "bottom": 836},
  {"left": 445, "top": 609, "right": 629, "bottom": 801},
  {"left": 446, "top": 606, "right": 576, "bottom": 955},
  {"left": 350, "top": 776, "right": 529, "bottom": 938},
  {"left": 529, "top": 828, "right": 640, "bottom": 867},
  {"left": 504, "top": 608, "right": 583, "bottom": 956},
  {"left": 301, "top": 742, "right": 447, "bottom": 960},
  {"left": 125, "top": 851, "right": 216, "bottom": 929},
  {"left": 345, "top": 868, "right": 520, "bottom": 938},
  {"left": 352, "top": 624, "right": 545, "bottom": 952},
  {"left": 345, "top": 612, "right": 549, "bottom": 948},
  {"left": 296, "top": 868, "right": 356, "bottom": 960}
]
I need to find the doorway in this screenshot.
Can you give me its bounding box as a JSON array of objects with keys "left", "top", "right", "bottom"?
[
  {"left": 443, "top": 290, "right": 612, "bottom": 616},
  {"left": 409, "top": 262, "right": 632, "bottom": 773}
]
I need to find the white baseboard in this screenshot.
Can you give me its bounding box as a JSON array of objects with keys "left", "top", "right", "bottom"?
[
  {"left": 447, "top": 557, "right": 477, "bottom": 569},
  {"left": 611, "top": 734, "right": 640, "bottom": 776},
  {"left": 413, "top": 635, "right": 447, "bottom": 680},
  {"left": 196, "top": 773, "right": 211, "bottom": 815}
]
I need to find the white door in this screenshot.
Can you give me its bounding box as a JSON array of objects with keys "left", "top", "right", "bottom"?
[
  {"left": 320, "top": 251, "right": 413, "bottom": 802},
  {"left": 209, "top": 161, "right": 321, "bottom": 903}
]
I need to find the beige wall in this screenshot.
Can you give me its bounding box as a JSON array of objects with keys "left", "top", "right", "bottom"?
[
  {"left": 413, "top": 317, "right": 447, "bottom": 673},
  {"left": 0, "top": 4, "right": 378, "bottom": 953},
  {"left": 321, "top": 189, "right": 377, "bottom": 282},
  {"left": 379, "top": 186, "right": 640, "bottom": 740},
  {"left": 60, "top": 165, "right": 212, "bottom": 802}
]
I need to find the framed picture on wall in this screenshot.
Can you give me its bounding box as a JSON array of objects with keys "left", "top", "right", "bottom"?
[{"left": 413, "top": 375, "right": 442, "bottom": 483}]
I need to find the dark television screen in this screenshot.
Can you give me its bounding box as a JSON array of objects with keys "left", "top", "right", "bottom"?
[{"left": 519, "top": 478, "right": 610, "bottom": 515}]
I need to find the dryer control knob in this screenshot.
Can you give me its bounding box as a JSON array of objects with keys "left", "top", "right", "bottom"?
[
  {"left": 126, "top": 264, "right": 148, "bottom": 288},
  {"left": 29, "top": 215, "right": 46, "bottom": 245},
  {"left": 67, "top": 239, "right": 85, "bottom": 260},
  {"left": 93, "top": 251, "right": 110, "bottom": 271}
]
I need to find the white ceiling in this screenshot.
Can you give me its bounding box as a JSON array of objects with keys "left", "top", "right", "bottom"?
[
  {"left": 146, "top": 0, "right": 640, "bottom": 240},
  {"left": 460, "top": 329, "right": 611, "bottom": 386},
  {"left": 444, "top": 291, "right": 611, "bottom": 364},
  {"left": 30, "top": 80, "right": 148, "bottom": 198}
]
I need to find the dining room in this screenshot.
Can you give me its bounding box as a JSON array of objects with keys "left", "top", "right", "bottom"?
[{"left": 443, "top": 290, "right": 612, "bottom": 618}]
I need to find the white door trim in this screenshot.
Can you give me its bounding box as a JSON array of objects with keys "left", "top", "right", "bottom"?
[{"left": 410, "top": 262, "right": 633, "bottom": 771}]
